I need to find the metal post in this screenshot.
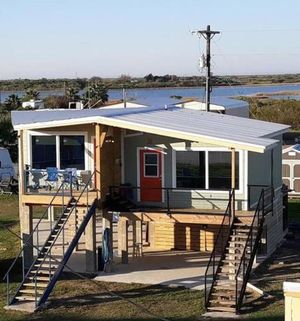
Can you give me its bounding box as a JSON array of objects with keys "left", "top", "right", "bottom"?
[
  {"left": 231, "top": 148, "right": 236, "bottom": 220},
  {"left": 166, "top": 189, "right": 170, "bottom": 215}
]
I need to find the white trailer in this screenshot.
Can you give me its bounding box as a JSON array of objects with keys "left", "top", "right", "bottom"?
[{"left": 0, "top": 148, "right": 15, "bottom": 179}]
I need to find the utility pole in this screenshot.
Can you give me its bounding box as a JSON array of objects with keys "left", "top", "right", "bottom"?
[
  {"left": 192, "top": 25, "right": 220, "bottom": 112},
  {"left": 122, "top": 88, "right": 127, "bottom": 108}
]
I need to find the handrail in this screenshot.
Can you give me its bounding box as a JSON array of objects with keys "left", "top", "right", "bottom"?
[
  {"left": 234, "top": 187, "right": 271, "bottom": 312},
  {"left": 5, "top": 170, "right": 95, "bottom": 306},
  {"left": 31, "top": 170, "right": 96, "bottom": 284},
  {"left": 3, "top": 180, "right": 68, "bottom": 281},
  {"left": 204, "top": 189, "right": 235, "bottom": 308}
]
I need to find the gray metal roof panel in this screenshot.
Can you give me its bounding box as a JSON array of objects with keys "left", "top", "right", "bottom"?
[{"left": 11, "top": 106, "right": 289, "bottom": 150}]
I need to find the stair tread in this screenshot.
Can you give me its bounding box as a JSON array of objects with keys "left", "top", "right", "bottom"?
[
  {"left": 207, "top": 306, "right": 235, "bottom": 312},
  {"left": 20, "top": 289, "right": 44, "bottom": 295},
  {"left": 210, "top": 300, "right": 236, "bottom": 305},
  {"left": 28, "top": 276, "right": 50, "bottom": 281},
  {"left": 23, "top": 283, "right": 48, "bottom": 288},
  {"left": 15, "top": 296, "right": 39, "bottom": 301}
]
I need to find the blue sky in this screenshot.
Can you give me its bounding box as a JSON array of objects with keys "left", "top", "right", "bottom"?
[{"left": 0, "top": 0, "right": 300, "bottom": 79}]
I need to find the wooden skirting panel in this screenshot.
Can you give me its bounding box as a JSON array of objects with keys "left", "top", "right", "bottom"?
[{"left": 152, "top": 221, "right": 226, "bottom": 252}]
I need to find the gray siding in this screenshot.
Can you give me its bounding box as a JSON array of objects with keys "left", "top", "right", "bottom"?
[{"left": 123, "top": 132, "right": 248, "bottom": 210}]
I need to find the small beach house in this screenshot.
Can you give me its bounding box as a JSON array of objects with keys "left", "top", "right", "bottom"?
[{"left": 6, "top": 105, "right": 288, "bottom": 313}]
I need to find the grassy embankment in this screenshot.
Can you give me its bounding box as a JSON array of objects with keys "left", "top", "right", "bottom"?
[{"left": 1, "top": 195, "right": 300, "bottom": 320}]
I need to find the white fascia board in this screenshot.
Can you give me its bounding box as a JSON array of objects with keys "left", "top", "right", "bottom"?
[
  {"left": 14, "top": 116, "right": 274, "bottom": 153},
  {"left": 262, "top": 127, "right": 290, "bottom": 139}
]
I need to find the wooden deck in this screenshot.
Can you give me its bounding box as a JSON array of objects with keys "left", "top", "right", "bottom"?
[
  {"left": 21, "top": 190, "right": 98, "bottom": 206},
  {"left": 114, "top": 208, "right": 254, "bottom": 225}
]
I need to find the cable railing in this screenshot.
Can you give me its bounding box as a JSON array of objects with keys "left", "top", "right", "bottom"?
[
  {"left": 3, "top": 179, "right": 70, "bottom": 304},
  {"left": 4, "top": 170, "right": 96, "bottom": 307},
  {"left": 204, "top": 189, "right": 235, "bottom": 308},
  {"left": 235, "top": 186, "right": 273, "bottom": 313},
  {"left": 31, "top": 171, "right": 96, "bottom": 307},
  {"left": 108, "top": 185, "right": 240, "bottom": 215}
]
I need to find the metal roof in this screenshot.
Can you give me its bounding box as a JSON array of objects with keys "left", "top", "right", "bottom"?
[{"left": 11, "top": 106, "right": 289, "bottom": 153}]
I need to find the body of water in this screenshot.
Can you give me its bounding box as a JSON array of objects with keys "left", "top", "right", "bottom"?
[{"left": 1, "top": 83, "right": 300, "bottom": 105}]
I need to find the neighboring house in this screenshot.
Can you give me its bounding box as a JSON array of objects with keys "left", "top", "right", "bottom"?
[
  {"left": 282, "top": 144, "right": 300, "bottom": 196},
  {"left": 101, "top": 101, "right": 148, "bottom": 109},
  {"left": 7, "top": 106, "right": 288, "bottom": 313},
  {"left": 22, "top": 99, "right": 45, "bottom": 109},
  {"left": 174, "top": 97, "right": 249, "bottom": 117}
]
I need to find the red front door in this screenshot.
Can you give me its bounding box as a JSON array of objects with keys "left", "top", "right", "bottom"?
[{"left": 140, "top": 150, "right": 162, "bottom": 202}]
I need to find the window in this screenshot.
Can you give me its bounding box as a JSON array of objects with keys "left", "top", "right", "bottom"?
[
  {"left": 144, "top": 153, "right": 158, "bottom": 177},
  {"left": 209, "top": 151, "right": 239, "bottom": 190},
  {"left": 31, "top": 134, "right": 85, "bottom": 170},
  {"left": 176, "top": 150, "right": 240, "bottom": 190},
  {"left": 32, "top": 136, "right": 56, "bottom": 169},
  {"left": 60, "top": 136, "right": 85, "bottom": 170},
  {"left": 176, "top": 151, "right": 205, "bottom": 188}
]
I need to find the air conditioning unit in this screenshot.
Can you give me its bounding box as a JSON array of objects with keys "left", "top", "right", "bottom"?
[{"left": 68, "top": 101, "right": 84, "bottom": 110}]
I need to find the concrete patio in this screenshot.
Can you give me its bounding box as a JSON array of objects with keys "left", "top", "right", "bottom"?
[{"left": 95, "top": 250, "right": 211, "bottom": 290}]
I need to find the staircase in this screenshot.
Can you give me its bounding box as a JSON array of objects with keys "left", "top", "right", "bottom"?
[
  {"left": 4, "top": 172, "right": 97, "bottom": 311},
  {"left": 204, "top": 187, "right": 273, "bottom": 314}
]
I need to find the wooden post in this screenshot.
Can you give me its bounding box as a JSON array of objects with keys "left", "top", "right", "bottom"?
[
  {"left": 231, "top": 148, "right": 236, "bottom": 219},
  {"left": 95, "top": 124, "right": 101, "bottom": 199}
]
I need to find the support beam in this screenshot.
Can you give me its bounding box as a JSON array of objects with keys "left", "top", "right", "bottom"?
[
  {"left": 85, "top": 210, "right": 96, "bottom": 272},
  {"left": 19, "top": 204, "right": 33, "bottom": 269},
  {"left": 95, "top": 124, "right": 101, "bottom": 199}
]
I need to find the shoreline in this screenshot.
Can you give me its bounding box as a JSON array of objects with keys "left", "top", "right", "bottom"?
[{"left": 1, "top": 82, "right": 300, "bottom": 93}]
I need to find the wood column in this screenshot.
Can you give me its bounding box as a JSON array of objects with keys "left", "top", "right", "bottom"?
[
  {"left": 20, "top": 205, "right": 33, "bottom": 269},
  {"left": 85, "top": 210, "right": 96, "bottom": 272},
  {"left": 95, "top": 124, "right": 101, "bottom": 199}
]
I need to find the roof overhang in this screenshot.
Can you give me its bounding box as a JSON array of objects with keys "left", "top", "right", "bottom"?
[{"left": 14, "top": 115, "right": 279, "bottom": 154}]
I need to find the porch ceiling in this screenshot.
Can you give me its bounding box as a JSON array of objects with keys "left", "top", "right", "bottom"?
[{"left": 11, "top": 106, "right": 289, "bottom": 153}]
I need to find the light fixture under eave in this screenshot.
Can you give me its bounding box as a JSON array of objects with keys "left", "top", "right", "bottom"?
[
  {"left": 105, "top": 136, "right": 115, "bottom": 144},
  {"left": 105, "top": 127, "right": 115, "bottom": 144}
]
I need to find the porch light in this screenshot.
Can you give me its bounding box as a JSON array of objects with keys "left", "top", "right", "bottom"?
[
  {"left": 105, "top": 127, "right": 115, "bottom": 144},
  {"left": 105, "top": 136, "right": 115, "bottom": 144}
]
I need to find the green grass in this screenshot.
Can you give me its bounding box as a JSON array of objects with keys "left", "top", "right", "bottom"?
[
  {"left": 2, "top": 195, "right": 299, "bottom": 320},
  {"left": 288, "top": 199, "right": 300, "bottom": 223}
]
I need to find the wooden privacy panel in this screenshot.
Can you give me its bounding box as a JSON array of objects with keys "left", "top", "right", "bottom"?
[{"left": 153, "top": 222, "right": 226, "bottom": 252}]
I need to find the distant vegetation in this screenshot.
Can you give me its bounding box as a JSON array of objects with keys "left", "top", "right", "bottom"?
[
  {"left": 0, "top": 73, "right": 300, "bottom": 91},
  {"left": 241, "top": 96, "right": 300, "bottom": 130}
]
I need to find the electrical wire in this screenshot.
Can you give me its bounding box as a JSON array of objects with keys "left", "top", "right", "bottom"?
[{"left": 0, "top": 219, "right": 171, "bottom": 321}]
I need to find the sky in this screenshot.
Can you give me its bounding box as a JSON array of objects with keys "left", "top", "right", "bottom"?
[{"left": 0, "top": 0, "right": 300, "bottom": 79}]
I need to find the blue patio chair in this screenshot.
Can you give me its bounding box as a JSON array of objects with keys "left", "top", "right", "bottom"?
[
  {"left": 63, "top": 168, "right": 78, "bottom": 191},
  {"left": 45, "top": 167, "right": 59, "bottom": 191}
]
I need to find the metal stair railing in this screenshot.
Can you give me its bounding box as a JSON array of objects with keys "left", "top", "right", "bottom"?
[
  {"left": 235, "top": 186, "right": 273, "bottom": 313},
  {"left": 3, "top": 179, "right": 71, "bottom": 305},
  {"left": 37, "top": 199, "right": 97, "bottom": 307},
  {"left": 204, "top": 189, "right": 235, "bottom": 309},
  {"left": 30, "top": 170, "right": 96, "bottom": 307}
]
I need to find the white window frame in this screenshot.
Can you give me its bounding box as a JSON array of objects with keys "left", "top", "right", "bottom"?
[
  {"left": 27, "top": 130, "right": 91, "bottom": 172},
  {"left": 172, "top": 147, "right": 244, "bottom": 194},
  {"left": 143, "top": 153, "right": 159, "bottom": 178}
]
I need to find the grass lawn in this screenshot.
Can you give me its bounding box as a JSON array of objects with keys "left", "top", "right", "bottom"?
[
  {"left": 287, "top": 199, "right": 300, "bottom": 223},
  {"left": 1, "top": 196, "right": 300, "bottom": 320}
]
